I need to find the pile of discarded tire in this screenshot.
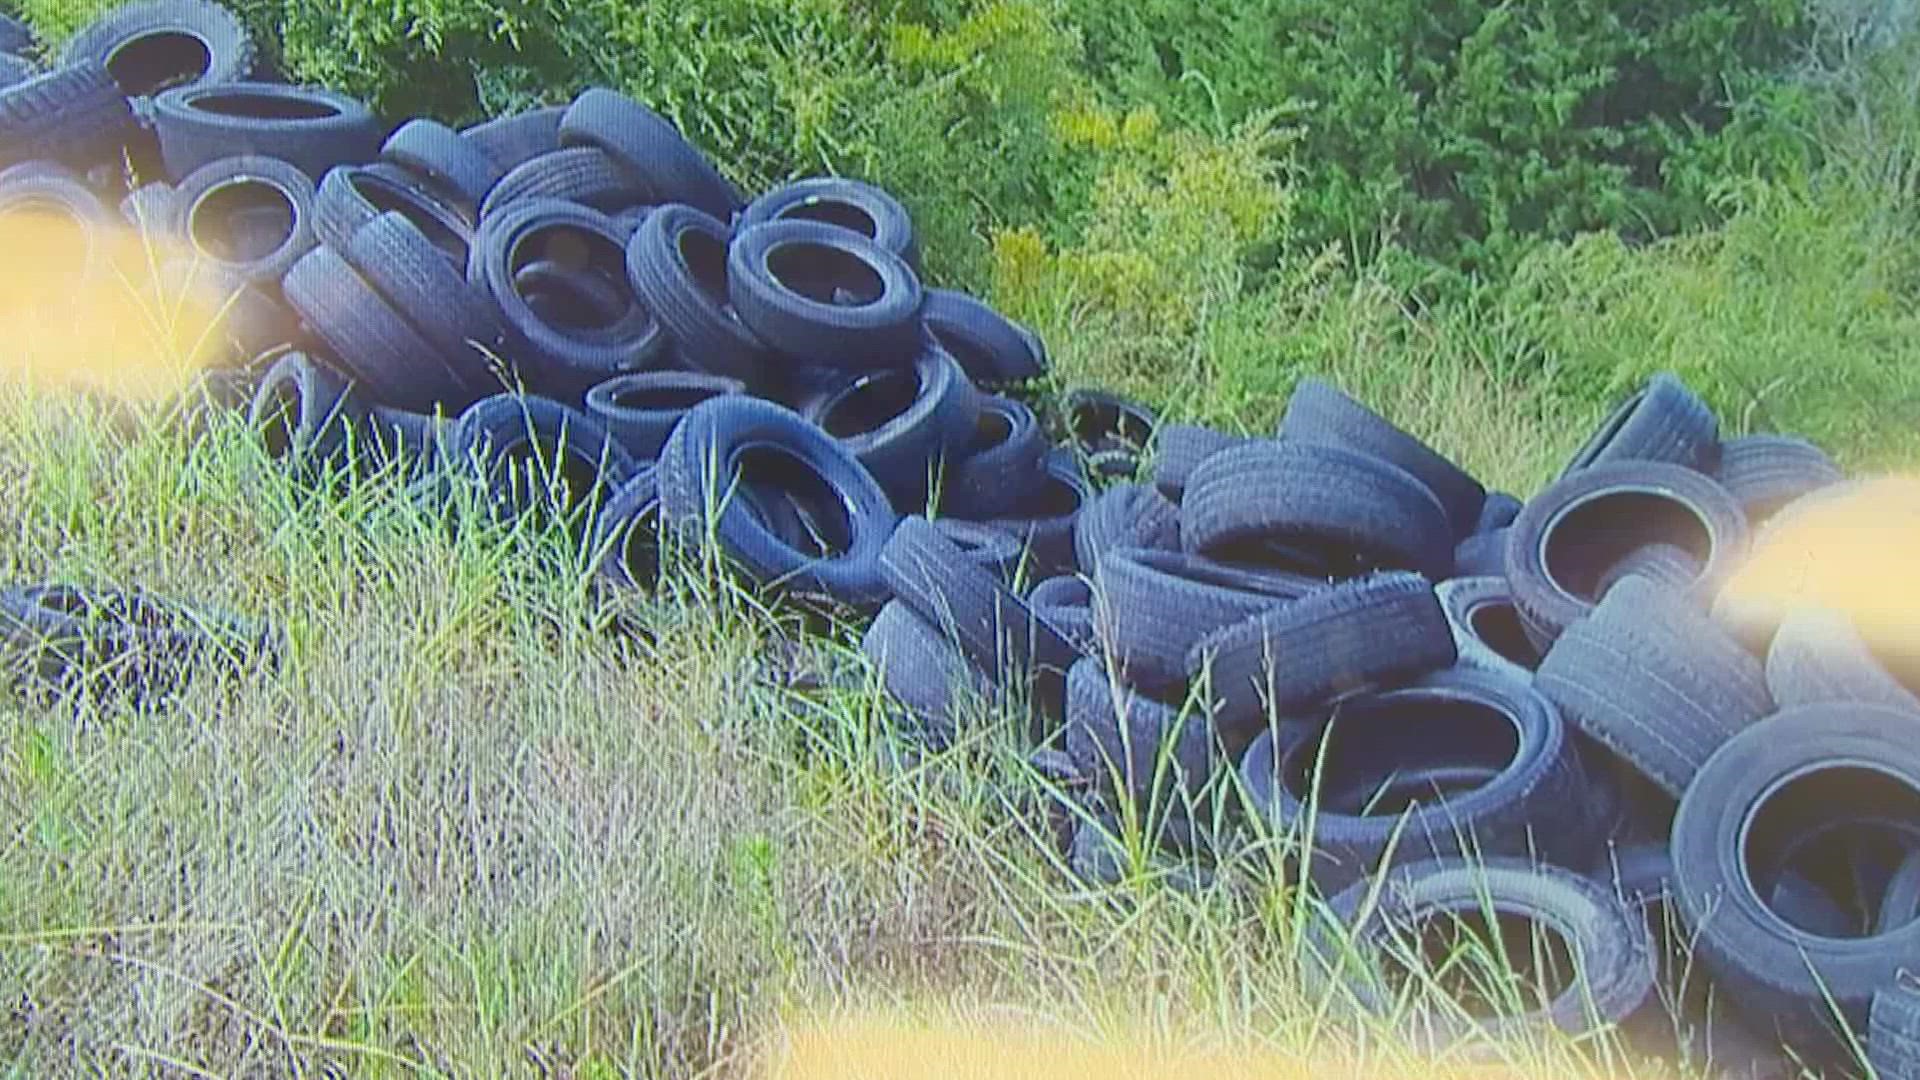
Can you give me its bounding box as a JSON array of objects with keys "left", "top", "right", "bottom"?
[{"left": 2, "top": 1, "right": 1918, "bottom": 1075}]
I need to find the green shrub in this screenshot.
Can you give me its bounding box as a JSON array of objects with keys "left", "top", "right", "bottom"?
[{"left": 1057, "top": 0, "right": 1823, "bottom": 284}]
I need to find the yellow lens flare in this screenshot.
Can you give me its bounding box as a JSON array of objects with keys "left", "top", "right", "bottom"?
[
  {"left": 1717, "top": 478, "right": 1920, "bottom": 659},
  {"left": 0, "top": 202, "right": 245, "bottom": 404},
  {"left": 760, "top": 1009, "right": 1610, "bottom": 1080}
]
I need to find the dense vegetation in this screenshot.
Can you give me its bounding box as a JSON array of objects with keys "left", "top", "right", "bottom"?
[{"left": 0, "top": 0, "right": 1918, "bottom": 1075}]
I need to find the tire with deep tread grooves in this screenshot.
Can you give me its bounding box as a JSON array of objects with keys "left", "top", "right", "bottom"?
[
  {"left": 1182, "top": 440, "right": 1453, "bottom": 580},
  {"left": 64, "top": 0, "right": 254, "bottom": 99},
  {"left": 1188, "top": 571, "right": 1456, "bottom": 748},
  {"left": 1280, "top": 376, "right": 1486, "bottom": 538},
  {"left": 1559, "top": 371, "right": 1720, "bottom": 477},
  {"left": 625, "top": 203, "right": 767, "bottom": 384},
  {"left": 0, "top": 60, "right": 137, "bottom": 169},
  {"left": 1094, "top": 547, "right": 1319, "bottom": 695},
  {"left": 1535, "top": 576, "right": 1772, "bottom": 798},
  {"left": 558, "top": 87, "right": 740, "bottom": 220}
]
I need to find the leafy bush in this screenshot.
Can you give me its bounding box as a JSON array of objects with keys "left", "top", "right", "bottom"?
[{"left": 1058, "top": 0, "right": 1823, "bottom": 283}]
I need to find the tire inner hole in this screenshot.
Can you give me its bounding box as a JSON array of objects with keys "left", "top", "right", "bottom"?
[
  {"left": 1744, "top": 765, "right": 1920, "bottom": 938},
  {"left": 256, "top": 378, "right": 302, "bottom": 458},
  {"left": 1383, "top": 906, "right": 1579, "bottom": 1020},
  {"left": 1467, "top": 598, "right": 1542, "bottom": 668},
  {"left": 1542, "top": 489, "right": 1713, "bottom": 602},
  {"left": 1020, "top": 472, "right": 1084, "bottom": 520},
  {"left": 189, "top": 90, "right": 341, "bottom": 122},
  {"left": 610, "top": 382, "right": 723, "bottom": 414},
  {"left": 106, "top": 32, "right": 213, "bottom": 96},
  {"left": 512, "top": 226, "right": 634, "bottom": 335},
  {"left": 765, "top": 240, "right": 885, "bottom": 306},
  {"left": 781, "top": 198, "right": 877, "bottom": 239},
  {"left": 673, "top": 225, "right": 731, "bottom": 306},
  {"left": 732, "top": 444, "right": 853, "bottom": 557},
  {"left": 820, "top": 367, "right": 922, "bottom": 439},
  {"left": 191, "top": 179, "right": 296, "bottom": 264},
  {"left": 1283, "top": 695, "right": 1519, "bottom": 817}
]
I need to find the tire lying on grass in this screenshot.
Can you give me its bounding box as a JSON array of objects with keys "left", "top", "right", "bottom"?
[
  {"left": 447, "top": 393, "right": 637, "bottom": 530},
  {"left": 0, "top": 581, "right": 278, "bottom": 703},
  {"left": 656, "top": 396, "right": 898, "bottom": 606},
  {"left": 1557, "top": 370, "right": 1720, "bottom": 477},
  {"left": 1243, "top": 668, "right": 1595, "bottom": 893},
  {"left": 247, "top": 350, "right": 363, "bottom": 470},
  {"left": 1306, "top": 856, "right": 1655, "bottom": 1049},
  {"left": 1671, "top": 702, "right": 1920, "bottom": 1056}
]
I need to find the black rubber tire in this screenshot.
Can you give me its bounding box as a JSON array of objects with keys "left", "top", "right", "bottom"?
[
  {"left": 727, "top": 220, "right": 924, "bottom": 367},
  {"left": 282, "top": 244, "right": 481, "bottom": 414},
  {"left": 1280, "top": 376, "right": 1486, "bottom": 538},
  {"left": 446, "top": 393, "right": 637, "bottom": 527},
  {"left": 0, "top": 582, "right": 275, "bottom": 700},
  {"left": 362, "top": 405, "right": 447, "bottom": 477},
  {"left": 920, "top": 287, "right": 1046, "bottom": 386},
  {"left": 933, "top": 518, "right": 1025, "bottom": 582},
  {"left": 344, "top": 210, "right": 506, "bottom": 401},
  {"left": 478, "top": 145, "right": 647, "bottom": 219},
  {"left": 247, "top": 350, "right": 364, "bottom": 469},
  {"left": 1475, "top": 491, "right": 1523, "bottom": 534},
  {"left": 584, "top": 371, "right": 744, "bottom": 461},
  {"left": 1064, "top": 656, "right": 1214, "bottom": 807},
  {"left": 1505, "top": 460, "right": 1749, "bottom": 650},
  {"left": 1713, "top": 434, "right": 1845, "bottom": 525},
  {"left": 740, "top": 176, "right": 918, "bottom": 268},
  {"left": 1181, "top": 440, "right": 1453, "bottom": 581},
  {"left": 459, "top": 105, "right": 563, "bottom": 172},
  {"left": 1670, "top": 703, "right": 1920, "bottom": 1053},
  {"left": 380, "top": 117, "right": 503, "bottom": 212},
  {"left": 64, "top": 0, "right": 253, "bottom": 99},
  {"left": 624, "top": 203, "right": 767, "bottom": 383},
  {"left": 1870, "top": 987, "right": 1920, "bottom": 1080},
  {"left": 588, "top": 467, "right": 663, "bottom": 591},
  {"left": 1152, "top": 423, "right": 1244, "bottom": 503},
  {"left": 862, "top": 599, "right": 994, "bottom": 748},
  {"left": 1595, "top": 542, "right": 1704, "bottom": 599},
  {"left": 312, "top": 161, "right": 474, "bottom": 264},
  {"left": 1188, "top": 571, "right": 1456, "bottom": 748},
  {"left": 0, "top": 60, "right": 138, "bottom": 170},
  {"left": 1072, "top": 483, "right": 1181, "bottom": 576},
  {"left": 169, "top": 153, "right": 315, "bottom": 286},
  {"left": 1029, "top": 574, "right": 1096, "bottom": 656},
  {"left": 1094, "top": 546, "right": 1319, "bottom": 694},
  {"left": 1311, "top": 857, "right": 1654, "bottom": 1044},
  {"left": 656, "top": 396, "right": 897, "bottom": 605},
  {"left": 0, "top": 162, "right": 113, "bottom": 278},
  {"left": 978, "top": 450, "right": 1090, "bottom": 581},
  {"left": 1062, "top": 388, "right": 1157, "bottom": 457},
  {"left": 119, "top": 180, "right": 175, "bottom": 232},
  {"left": 1765, "top": 607, "right": 1920, "bottom": 713},
  {"left": 1879, "top": 850, "right": 1920, "bottom": 935},
  {"left": 1559, "top": 371, "right": 1720, "bottom": 477},
  {"left": 1451, "top": 528, "right": 1508, "bottom": 578},
  {"left": 558, "top": 87, "right": 740, "bottom": 220},
  {"left": 879, "top": 514, "right": 1074, "bottom": 686},
  {"left": 1247, "top": 668, "right": 1594, "bottom": 893},
  {"left": 1434, "top": 576, "right": 1543, "bottom": 681},
  {"left": 940, "top": 395, "right": 1048, "bottom": 519},
  {"left": 1535, "top": 576, "right": 1772, "bottom": 798},
  {"left": 0, "top": 16, "right": 35, "bottom": 56},
  {"left": 469, "top": 198, "right": 666, "bottom": 398},
  {"left": 0, "top": 53, "right": 33, "bottom": 92},
  {"left": 800, "top": 342, "right": 979, "bottom": 506},
  {"left": 151, "top": 82, "right": 380, "bottom": 181}
]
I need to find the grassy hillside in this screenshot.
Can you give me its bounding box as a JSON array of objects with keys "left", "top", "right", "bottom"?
[{"left": 0, "top": 0, "right": 1917, "bottom": 1075}]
